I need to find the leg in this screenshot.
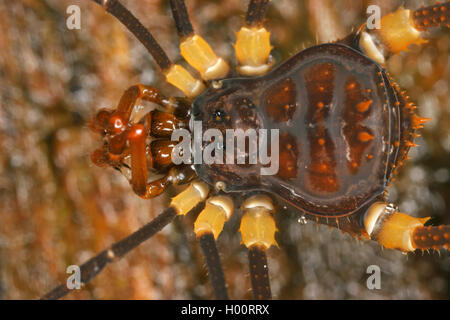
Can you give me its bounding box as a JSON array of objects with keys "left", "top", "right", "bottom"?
[
  {"left": 194, "top": 196, "right": 234, "bottom": 299},
  {"left": 413, "top": 2, "right": 450, "bottom": 31},
  {"left": 248, "top": 245, "right": 271, "bottom": 300},
  {"left": 91, "top": 0, "right": 204, "bottom": 97},
  {"left": 308, "top": 202, "right": 450, "bottom": 252},
  {"left": 358, "top": 2, "right": 450, "bottom": 65},
  {"left": 198, "top": 234, "right": 229, "bottom": 300},
  {"left": 91, "top": 0, "right": 171, "bottom": 69},
  {"left": 41, "top": 181, "right": 210, "bottom": 299},
  {"left": 235, "top": 0, "right": 273, "bottom": 76},
  {"left": 363, "top": 202, "right": 450, "bottom": 252},
  {"left": 239, "top": 195, "right": 277, "bottom": 300},
  {"left": 169, "top": 0, "right": 229, "bottom": 80}
]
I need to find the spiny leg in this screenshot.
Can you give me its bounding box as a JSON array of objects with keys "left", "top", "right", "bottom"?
[
  {"left": 411, "top": 225, "right": 450, "bottom": 250},
  {"left": 363, "top": 202, "right": 450, "bottom": 252},
  {"left": 193, "top": 195, "right": 234, "bottom": 300},
  {"left": 169, "top": 0, "right": 229, "bottom": 80},
  {"left": 240, "top": 195, "right": 277, "bottom": 300},
  {"left": 413, "top": 2, "right": 450, "bottom": 31},
  {"left": 41, "top": 181, "right": 210, "bottom": 300},
  {"left": 358, "top": 1, "right": 450, "bottom": 65},
  {"left": 91, "top": 0, "right": 204, "bottom": 97},
  {"left": 305, "top": 202, "right": 450, "bottom": 253},
  {"left": 235, "top": 0, "right": 273, "bottom": 76}
]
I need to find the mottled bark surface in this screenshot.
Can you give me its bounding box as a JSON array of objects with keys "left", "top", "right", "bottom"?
[{"left": 0, "top": 0, "right": 448, "bottom": 299}]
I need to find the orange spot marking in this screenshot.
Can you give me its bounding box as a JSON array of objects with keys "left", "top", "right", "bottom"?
[
  {"left": 356, "top": 99, "right": 373, "bottom": 113},
  {"left": 347, "top": 82, "right": 356, "bottom": 90},
  {"left": 318, "top": 138, "right": 325, "bottom": 146},
  {"left": 358, "top": 132, "right": 374, "bottom": 142},
  {"left": 394, "top": 141, "right": 400, "bottom": 147},
  {"left": 367, "top": 154, "right": 373, "bottom": 160},
  {"left": 317, "top": 102, "right": 324, "bottom": 108}
]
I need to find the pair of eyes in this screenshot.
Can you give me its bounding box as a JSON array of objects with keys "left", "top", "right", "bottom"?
[
  {"left": 212, "top": 98, "right": 257, "bottom": 123},
  {"left": 213, "top": 109, "right": 231, "bottom": 122}
]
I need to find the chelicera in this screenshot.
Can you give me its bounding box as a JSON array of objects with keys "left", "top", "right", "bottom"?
[{"left": 42, "top": 0, "right": 450, "bottom": 300}]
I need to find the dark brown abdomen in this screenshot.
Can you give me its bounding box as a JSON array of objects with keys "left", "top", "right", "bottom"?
[{"left": 257, "top": 44, "right": 400, "bottom": 217}]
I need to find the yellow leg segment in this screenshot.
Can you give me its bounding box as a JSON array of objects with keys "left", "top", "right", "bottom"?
[
  {"left": 180, "top": 35, "right": 229, "bottom": 80},
  {"left": 194, "top": 195, "right": 234, "bottom": 239},
  {"left": 359, "top": 7, "right": 427, "bottom": 64},
  {"left": 164, "top": 64, "right": 205, "bottom": 98},
  {"left": 234, "top": 26, "right": 273, "bottom": 76},
  {"left": 239, "top": 195, "right": 277, "bottom": 250},
  {"left": 170, "top": 180, "right": 210, "bottom": 215},
  {"left": 364, "top": 202, "right": 430, "bottom": 252}
]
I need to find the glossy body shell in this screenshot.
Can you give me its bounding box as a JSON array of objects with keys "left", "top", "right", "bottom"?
[{"left": 193, "top": 43, "right": 415, "bottom": 217}]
